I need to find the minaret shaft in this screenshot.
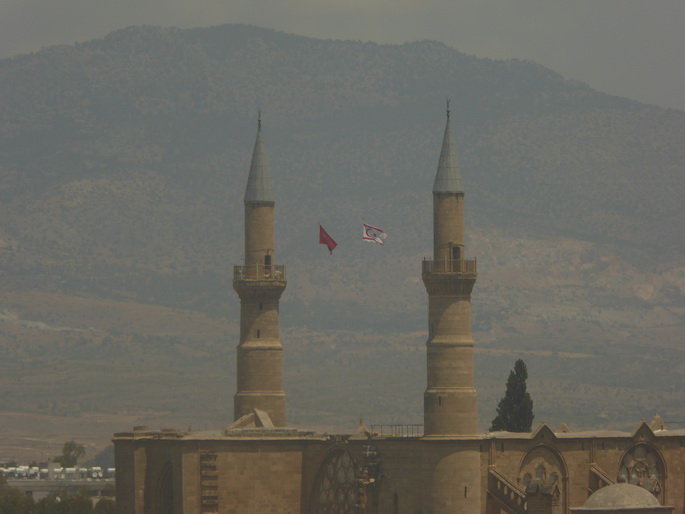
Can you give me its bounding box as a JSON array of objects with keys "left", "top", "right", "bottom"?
[
  {"left": 423, "top": 275, "right": 477, "bottom": 435},
  {"left": 245, "top": 203, "right": 275, "bottom": 268},
  {"left": 233, "top": 121, "right": 286, "bottom": 427},
  {"left": 423, "top": 112, "right": 477, "bottom": 437},
  {"left": 433, "top": 193, "right": 465, "bottom": 261},
  {"left": 234, "top": 285, "right": 286, "bottom": 426}
]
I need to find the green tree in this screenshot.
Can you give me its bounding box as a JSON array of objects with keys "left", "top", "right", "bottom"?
[
  {"left": 93, "top": 498, "right": 115, "bottom": 514},
  {"left": 36, "top": 490, "right": 93, "bottom": 514},
  {"left": 490, "top": 359, "right": 534, "bottom": 432},
  {"left": 52, "top": 441, "right": 85, "bottom": 467},
  {"left": 85, "top": 445, "right": 114, "bottom": 469},
  {"left": 0, "top": 486, "right": 35, "bottom": 514}
]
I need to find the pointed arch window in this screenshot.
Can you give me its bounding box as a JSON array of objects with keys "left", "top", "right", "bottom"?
[
  {"left": 310, "top": 450, "right": 358, "bottom": 513},
  {"left": 619, "top": 444, "right": 665, "bottom": 502}
]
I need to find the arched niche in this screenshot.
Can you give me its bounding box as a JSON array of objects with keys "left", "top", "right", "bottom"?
[
  {"left": 519, "top": 444, "right": 567, "bottom": 514},
  {"left": 145, "top": 461, "right": 173, "bottom": 514}
]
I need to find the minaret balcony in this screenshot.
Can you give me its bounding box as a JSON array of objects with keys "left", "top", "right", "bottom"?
[
  {"left": 422, "top": 259, "right": 477, "bottom": 275},
  {"left": 422, "top": 259, "right": 476, "bottom": 295},
  {"left": 233, "top": 264, "right": 286, "bottom": 281}
]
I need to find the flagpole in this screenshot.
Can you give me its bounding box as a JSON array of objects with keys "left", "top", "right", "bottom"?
[
  {"left": 360, "top": 218, "right": 362, "bottom": 263},
  {"left": 359, "top": 217, "right": 364, "bottom": 264}
]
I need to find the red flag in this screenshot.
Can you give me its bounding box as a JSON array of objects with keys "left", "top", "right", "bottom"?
[{"left": 319, "top": 225, "right": 338, "bottom": 254}]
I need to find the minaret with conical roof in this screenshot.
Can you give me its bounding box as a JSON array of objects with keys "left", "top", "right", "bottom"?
[
  {"left": 423, "top": 102, "right": 478, "bottom": 436},
  {"left": 232, "top": 114, "right": 287, "bottom": 426}
]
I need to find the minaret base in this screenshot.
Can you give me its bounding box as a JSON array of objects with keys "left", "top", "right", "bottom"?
[
  {"left": 423, "top": 443, "right": 481, "bottom": 514},
  {"left": 424, "top": 388, "right": 478, "bottom": 436},
  {"left": 234, "top": 392, "right": 286, "bottom": 427}
]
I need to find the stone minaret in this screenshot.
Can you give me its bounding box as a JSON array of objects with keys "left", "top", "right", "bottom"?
[
  {"left": 423, "top": 103, "right": 478, "bottom": 436},
  {"left": 232, "top": 115, "right": 287, "bottom": 426}
]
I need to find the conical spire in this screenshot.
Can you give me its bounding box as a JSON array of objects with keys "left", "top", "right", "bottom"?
[
  {"left": 433, "top": 100, "right": 464, "bottom": 194},
  {"left": 244, "top": 112, "right": 275, "bottom": 203}
]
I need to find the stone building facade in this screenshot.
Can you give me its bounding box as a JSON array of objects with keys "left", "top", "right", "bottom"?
[{"left": 113, "top": 110, "right": 683, "bottom": 513}]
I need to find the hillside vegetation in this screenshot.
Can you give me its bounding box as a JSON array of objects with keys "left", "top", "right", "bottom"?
[{"left": 0, "top": 24, "right": 683, "bottom": 460}]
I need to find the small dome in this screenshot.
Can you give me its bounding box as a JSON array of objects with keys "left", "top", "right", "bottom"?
[{"left": 584, "top": 483, "right": 660, "bottom": 508}]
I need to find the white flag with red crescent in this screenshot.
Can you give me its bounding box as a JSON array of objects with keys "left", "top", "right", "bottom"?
[{"left": 362, "top": 223, "right": 388, "bottom": 245}]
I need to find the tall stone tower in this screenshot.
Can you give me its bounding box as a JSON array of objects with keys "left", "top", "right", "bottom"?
[
  {"left": 232, "top": 116, "right": 287, "bottom": 427},
  {"left": 423, "top": 103, "right": 478, "bottom": 436}
]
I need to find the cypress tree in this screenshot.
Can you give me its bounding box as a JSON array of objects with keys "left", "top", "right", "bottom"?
[{"left": 490, "top": 359, "right": 534, "bottom": 432}]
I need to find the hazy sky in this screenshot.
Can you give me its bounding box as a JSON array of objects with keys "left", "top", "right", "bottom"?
[{"left": 2, "top": 0, "right": 684, "bottom": 111}]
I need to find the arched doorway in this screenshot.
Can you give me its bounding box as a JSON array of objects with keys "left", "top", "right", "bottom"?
[{"left": 153, "top": 462, "right": 173, "bottom": 514}]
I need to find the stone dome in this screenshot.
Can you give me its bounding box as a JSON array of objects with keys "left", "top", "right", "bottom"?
[{"left": 584, "top": 483, "right": 660, "bottom": 508}]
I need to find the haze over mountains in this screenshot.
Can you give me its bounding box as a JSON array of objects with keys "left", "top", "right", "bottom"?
[{"left": 0, "top": 24, "right": 683, "bottom": 460}]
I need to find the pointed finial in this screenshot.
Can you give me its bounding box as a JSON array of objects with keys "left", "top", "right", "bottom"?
[
  {"left": 433, "top": 99, "right": 463, "bottom": 193},
  {"left": 257, "top": 109, "right": 262, "bottom": 130}
]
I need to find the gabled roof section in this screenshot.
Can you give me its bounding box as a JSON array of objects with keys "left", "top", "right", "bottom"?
[
  {"left": 244, "top": 115, "right": 275, "bottom": 204},
  {"left": 650, "top": 413, "right": 666, "bottom": 431},
  {"left": 532, "top": 422, "right": 558, "bottom": 443},
  {"left": 433, "top": 102, "right": 464, "bottom": 194},
  {"left": 631, "top": 420, "right": 656, "bottom": 441}
]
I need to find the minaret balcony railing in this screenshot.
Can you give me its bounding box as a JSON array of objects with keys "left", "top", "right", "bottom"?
[
  {"left": 370, "top": 424, "right": 424, "bottom": 438},
  {"left": 422, "top": 259, "right": 477, "bottom": 274},
  {"left": 233, "top": 264, "right": 286, "bottom": 281}
]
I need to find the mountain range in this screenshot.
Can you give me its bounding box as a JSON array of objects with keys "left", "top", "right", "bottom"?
[{"left": 0, "top": 24, "right": 683, "bottom": 461}]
